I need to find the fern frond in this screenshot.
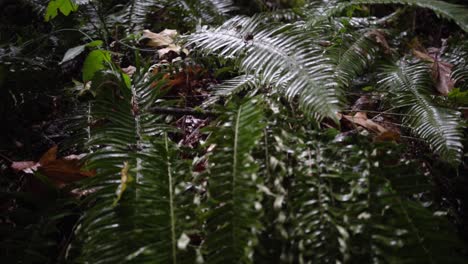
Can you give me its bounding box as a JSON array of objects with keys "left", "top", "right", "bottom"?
[
  {"left": 125, "top": 0, "right": 162, "bottom": 32},
  {"left": 203, "top": 74, "right": 259, "bottom": 107},
  {"left": 188, "top": 16, "right": 342, "bottom": 120},
  {"left": 288, "top": 140, "right": 350, "bottom": 263},
  {"left": 203, "top": 98, "right": 265, "bottom": 263},
  {"left": 285, "top": 135, "right": 465, "bottom": 263},
  {"left": 446, "top": 43, "right": 468, "bottom": 90},
  {"left": 20, "top": 0, "right": 48, "bottom": 16},
  {"left": 169, "top": 0, "right": 235, "bottom": 25},
  {"left": 332, "top": 0, "right": 468, "bottom": 33},
  {"left": 69, "top": 67, "right": 194, "bottom": 263},
  {"left": 215, "top": 74, "right": 258, "bottom": 97},
  {"left": 204, "top": 0, "right": 235, "bottom": 15},
  {"left": 331, "top": 30, "right": 384, "bottom": 87},
  {"left": 352, "top": 141, "right": 465, "bottom": 263},
  {"left": 379, "top": 62, "right": 464, "bottom": 164},
  {"left": 255, "top": 8, "right": 304, "bottom": 22}
]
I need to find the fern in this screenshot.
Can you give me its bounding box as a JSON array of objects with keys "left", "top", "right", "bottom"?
[
  {"left": 202, "top": 74, "right": 260, "bottom": 107},
  {"left": 188, "top": 16, "right": 342, "bottom": 120},
  {"left": 253, "top": 104, "right": 466, "bottom": 263},
  {"left": 125, "top": 0, "right": 162, "bottom": 32},
  {"left": 69, "top": 66, "right": 195, "bottom": 263},
  {"left": 288, "top": 138, "right": 350, "bottom": 263},
  {"left": 21, "top": 0, "right": 48, "bottom": 16},
  {"left": 203, "top": 98, "right": 265, "bottom": 263},
  {"left": 0, "top": 191, "right": 77, "bottom": 264},
  {"left": 169, "top": 0, "right": 235, "bottom": 25},
  {"left": 379, "top": 62, "right": 464, "bottom": 164},
  {"left": 446, "top": 42, "right": 468, "bottom": 91},
  {"left": 331, "top": 30, "right": 384, "bottom": 87},
  {"left": 332, "top": 0, "right": 468, "bottom": 33}
]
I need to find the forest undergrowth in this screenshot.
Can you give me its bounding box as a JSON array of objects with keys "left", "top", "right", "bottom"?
[{"left": 1, "top": 0, "right": 468, "bottom": 263}]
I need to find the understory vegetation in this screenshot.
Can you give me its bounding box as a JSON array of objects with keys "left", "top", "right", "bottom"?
[{"left": 1, "top": 0, "right": 468, "bottom": 263}]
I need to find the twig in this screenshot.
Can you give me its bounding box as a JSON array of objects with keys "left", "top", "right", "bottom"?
[
  {"left": 149, "top": 106, "right": 219, "bottom": 118},
  {"left": 0, "top": 152, "right": 13, "bottom": 163}
]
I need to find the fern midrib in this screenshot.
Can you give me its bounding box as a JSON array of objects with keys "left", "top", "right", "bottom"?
[
  {"left": 396, "top": 70, "right": 446, "bottom": 145},
  {"left": 396, "top": 195, "right": 435, "bottom": 264},
  {"left": 165, "top": 133, "right": 178, "bottom": 264},
  {"left": 130, "top": 80, "right": 143, "bottom": 235},
  {"left": 231, "top": 104, "right": 242, "bottom": 255}
]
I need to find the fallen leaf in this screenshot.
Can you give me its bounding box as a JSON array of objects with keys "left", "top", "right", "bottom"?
[
  {"left": 141, "top": 29, "right": 188, "bottom": 63},
  {"left": 159, "top": 29, "right": 178, "bottom": 39},
  {"left": 374, "top": 131, "right": 401, "bottom": 142},
  {"left": 122, "top": 65, "right": 136, "bottom": 76},
  {"left": 433, "top": 60, "right": 454, "bottom": 95},
  {"left": 39, "top": 159, "right": 95, "bottom": 184},
  {"left": 10, "top": 146, "right": 94, "bottom": 187},
  {"left": 413, "top": 43, "right": 455, "bottom": 95},
  {"left": 158, "top": 44, "right": 182, "bottom": 59},
  {"left": 11, "top": 161, "right": 38, "bottom": 173},
  {"left": 39, "top": 145, "right": 58, "bottom": 165},
  {"left": 141, "top": 29, "right": 177, "bottom": 48},
  {"left": 367, "top": 30, "right": 391, "bottom": 54},
  {"left": 340, "top": 112, "right": 388, "bottom": 134},
  {"left": 413, "top": 50, "right": 434, "bottom": 62},
  {"left": 151, "top": 65, "right": 207, "bottom": 91}
]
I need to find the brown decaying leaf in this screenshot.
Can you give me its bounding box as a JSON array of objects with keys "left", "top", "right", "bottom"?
[
  {"left": 339, "top": 112, "right": 401, "bottom": 142},
  {"left": 141, "top": 29, "right": 188, "bottom": 62},
  {"left": 11, "top": 161, "right": 38, "bottom": 173},
  {"left": 151, "top": 65, "right": 207, "bottom": 91},
  {"left": 367, "top": 30, "right": 392, "bottom": 54},
  {"left": 10, "top": 146, "right": 95, "bottom": 187},
  {"left": 142, "top": 29, "right": 177, "bottom": 48},
  {"left": 412, "top": 43, "right": 455, "bottom": 96},
  {"left": 374, "top": 131, "right": 401, "bottom": 142},
  {"left": 122, "top": 65, "right": 136, "bottom": 76},
  {"left": 340, "top": 112, "right": 388, "bottom": 134},
  {"left": 433, "top": 60, "right": 455, "bottom": 96}
]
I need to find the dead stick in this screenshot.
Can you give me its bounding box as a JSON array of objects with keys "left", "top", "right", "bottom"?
[{"left": 149, "top": 106, "right": 219, "bottom": 118}]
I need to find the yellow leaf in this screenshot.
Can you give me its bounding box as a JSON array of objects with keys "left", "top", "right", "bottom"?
[{"left": 113, "top": 161, "right": 133, "bottom": 206}]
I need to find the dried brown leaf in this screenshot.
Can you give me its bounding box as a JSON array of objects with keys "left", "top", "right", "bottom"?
[
  {"left": 11, "top": 161, "right": 38, "bottom": 173},
  {"left": 367, "top": 30, "right": 391, "bottom": 54},
  {"left": 413, "top": 46, "right": 455, "bottom": 95},
  {"left": 122, "top": 65, "right": 136, "bottom": 76},
  {"left": 142, "top": 29, "right": 177, "bottom": 48},
  {"left": 10, "top": 146, "right": 94, "bottom": 187},
  {"left": 433, "top": 61, "right": 455, "bottom": 95},
  {"left": 341, "top": 112, "right": 388, "bottom": 134},
  {"left": 374, "top": 131, "right": 401, "bottom": 142}
]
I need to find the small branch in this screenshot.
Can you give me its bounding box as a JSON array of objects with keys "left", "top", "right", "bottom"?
[
  {"left": 0, "top": 152, "right": 13, "bottom": 163},
  {"left": 149, "top": 106, "right": 219, "bottom": 118}
]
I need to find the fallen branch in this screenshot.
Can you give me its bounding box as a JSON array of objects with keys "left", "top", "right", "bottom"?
[{"left": 149, "top": 106, "right": 219, "bottom": 118}]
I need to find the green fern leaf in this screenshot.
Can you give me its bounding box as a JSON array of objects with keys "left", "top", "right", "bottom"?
[
  {"left": 332, "top": 31, "right": 383, "bottom": 87},
  {"left": 204, "top": 98, "right": 265, "bottom": 263},
  {"left": 188, "top": 16, "right": 342, "bottom": 120},
  {"left": 125, "top": 0, "right": 162, "bottom": 32},
  {"left": 70, "top": 66, "right": 194, "bottom": 263},
  {"left": 379, "top": 62, "right": 464, "bottom": 164},
  {"left": 334, "top": 0, "right": 468, "bottom": 33}
]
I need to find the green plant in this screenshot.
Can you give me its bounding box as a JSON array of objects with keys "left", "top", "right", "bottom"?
[{"left": 2, "top": 1, "right": 468, "bottom": 263}]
